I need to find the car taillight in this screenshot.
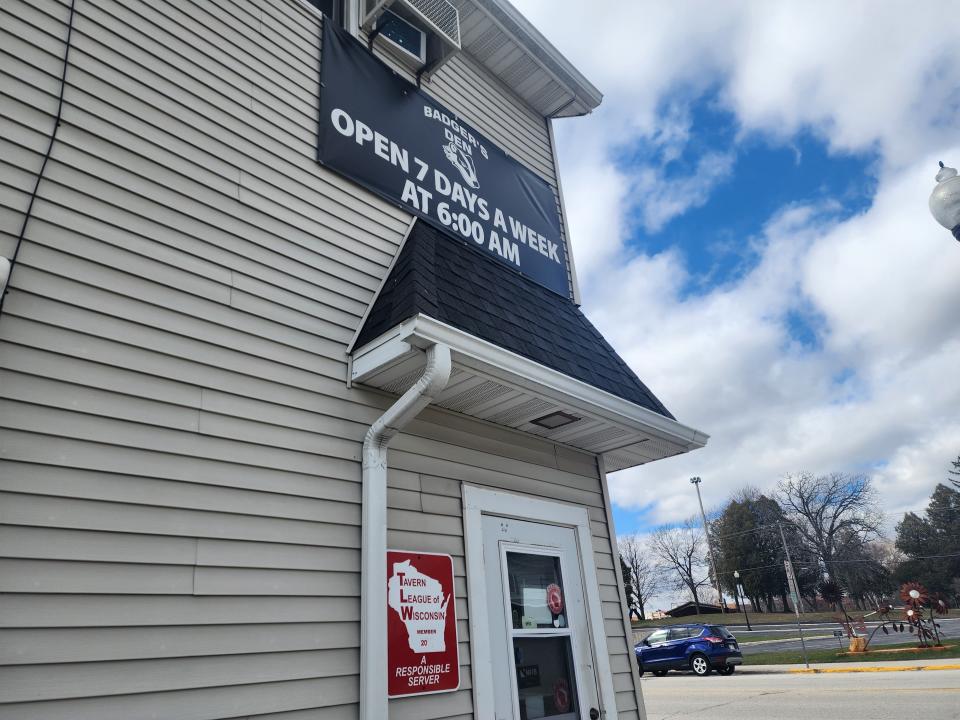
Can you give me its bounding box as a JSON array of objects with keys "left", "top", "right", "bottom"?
[{"left": 703, "top": 636, "right": 725, "bottom": 645}]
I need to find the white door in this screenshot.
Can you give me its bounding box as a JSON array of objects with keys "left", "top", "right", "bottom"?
[{"left": 482, "top": 515, "right": 601, "bottom": 720}]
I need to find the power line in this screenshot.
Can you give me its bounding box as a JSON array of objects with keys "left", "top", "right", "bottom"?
[
  {"left": 729, "top": 552, "right": 960, "bottom": 576},
  {"left": 0, "top": 0, "right": 77, "bottom": 316}
]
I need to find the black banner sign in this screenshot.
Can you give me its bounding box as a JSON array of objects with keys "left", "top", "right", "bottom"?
[{"left": 317, "top": 22, "right": 569, "bottom": 297}]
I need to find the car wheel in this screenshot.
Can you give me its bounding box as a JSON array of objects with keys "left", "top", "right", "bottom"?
[
  {"left": 690, "top": 653, "right": 712, "bottom": 677},
  {"left": 718, "top": 665, "right": 735, "bottom": 676},
  {"left": 653, "top": 670, "right": 668, "bottom": 677}
]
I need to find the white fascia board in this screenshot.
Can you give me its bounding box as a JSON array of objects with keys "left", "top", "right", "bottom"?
[
  {"left": 350, "top": 318, "right": 420, "bottom": 383},
  {"left": 352, "top": 314, "right": 709, "bottom": 450}
]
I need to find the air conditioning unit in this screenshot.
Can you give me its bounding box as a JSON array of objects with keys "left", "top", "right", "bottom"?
[{"left": 362, "top": 0, "right": 461, "bottom": 79}]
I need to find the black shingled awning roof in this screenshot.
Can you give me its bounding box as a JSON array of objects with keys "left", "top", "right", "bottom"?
[{"left": 354, "top": 221, "right": 675, "bottom": 420}]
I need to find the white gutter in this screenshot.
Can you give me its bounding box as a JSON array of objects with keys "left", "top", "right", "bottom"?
[
  {"left": 360, "top": 343, "right": 452, "bottom": 720},
  {"left": 352, "top": 315, "right": 709, "bottom": 451}
]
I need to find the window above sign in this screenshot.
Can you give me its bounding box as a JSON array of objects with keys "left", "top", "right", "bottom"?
[
  {"left": 306, "top": 0, "right": 345, "bottom": 27},
  {"left": 362, "top": 0, "right": 461, "bottom": 78},
  {"left": 375, "top": 9, "right": 426, "bottom": 64}
]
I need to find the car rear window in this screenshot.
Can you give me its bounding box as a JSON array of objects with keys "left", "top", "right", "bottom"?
[{"left": 706, "top": 626, "right": 734, "bottom": 639}]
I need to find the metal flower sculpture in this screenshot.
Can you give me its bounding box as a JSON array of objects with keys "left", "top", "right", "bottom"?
[
  {"left": 900, "top": 581, "right": 929, "bottom": 609},
  {"left": 831, "top": 582, "right": 945, "bottom": 652},
  {"left": 861, "top": 602, "right": 906, "bottom": 650},
  {"left": 820, "top": 579, "right": 853, "bottom": 623},
  {"left": 932, "top": 593, "right": 950, "bottom": 616},
  {"left": 897, "top": 582, "right": 942, "bottom": 647}
]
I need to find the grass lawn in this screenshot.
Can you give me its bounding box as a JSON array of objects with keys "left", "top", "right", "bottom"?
[{"left": 744, "top": 641, "right": 959, "bottom": 665}]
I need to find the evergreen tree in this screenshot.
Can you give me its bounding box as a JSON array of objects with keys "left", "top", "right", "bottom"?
[
  {"left": 895, "top": 483, "right": 960, "bottom": 599},
  {"left": 949, "top": 454, "right": 960, "bottom": 490},
  {"left": 713, "top": 493, "right": 789, "bottom": 612}
]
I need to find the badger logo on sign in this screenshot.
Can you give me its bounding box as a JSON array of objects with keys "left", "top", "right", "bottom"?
[{"left": 443, "top": 140, "right": 480, "bottom": 189}]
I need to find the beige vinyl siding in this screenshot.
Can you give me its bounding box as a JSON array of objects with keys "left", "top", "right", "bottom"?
[{"left": 0, "top": 0, "right": 638, "bottom": 718}]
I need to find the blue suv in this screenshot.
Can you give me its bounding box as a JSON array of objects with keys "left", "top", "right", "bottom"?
[{"left": 635, "top": 624, "right": 742, "bottom": 677}]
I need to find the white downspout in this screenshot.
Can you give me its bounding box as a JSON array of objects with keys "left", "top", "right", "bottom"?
[{"left": 360, "top": 343, "right": 452, "bottom": 720}]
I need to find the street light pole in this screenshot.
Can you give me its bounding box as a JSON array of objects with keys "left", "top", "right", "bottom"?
[
  {"left": 690, "top": 476, "right": 726, "bottom": 613},
  {"left": 734, "top": 570, "right": 751, "bottom": 631}
]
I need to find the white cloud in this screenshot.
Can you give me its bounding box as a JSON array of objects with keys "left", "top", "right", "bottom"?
[
  {"left": 599, "top": 156, "right": 960, "bottom": 530},
  {"left": 633, "top": 150, "right": 736, "bottom": 233},
  {"left": 520, "top": 0, "right": 960, "bottom": 164},
  {"left": 511, "top": 0, "right": 960, "bottom": 539}
]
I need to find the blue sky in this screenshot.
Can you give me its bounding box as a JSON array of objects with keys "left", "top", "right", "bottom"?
[
  {"left": 607, "top": 97, "right": 883, "bottom": 538},
  {"left": 619, "top": 95, "right": 879, "bottom": 298},
  {"left": 515, "top": 1, "right": 960, "bottom": 608}
]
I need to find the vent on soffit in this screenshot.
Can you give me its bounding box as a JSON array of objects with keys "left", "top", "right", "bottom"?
[{"left": 530, "top": 411, "right": 580, "bottom": 430}]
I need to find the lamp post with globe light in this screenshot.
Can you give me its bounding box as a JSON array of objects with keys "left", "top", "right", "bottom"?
[{"left": 929, "top": 161, "right": 960, "bottom": 241}]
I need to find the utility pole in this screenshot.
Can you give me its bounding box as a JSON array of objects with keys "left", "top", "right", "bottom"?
[
  {"left": 778, "top": 522, "right": 809, "bottom": 668},
  {"left": 777, "top": 522, "right": 805, "bottom": 614},
  {"left": 690, "top": 477, "right": 726, "bottom": 613}
]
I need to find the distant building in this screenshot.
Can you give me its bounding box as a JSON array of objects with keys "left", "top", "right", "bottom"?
[{"left": 665, "top": 601, "right": 726, "bottom": 617}]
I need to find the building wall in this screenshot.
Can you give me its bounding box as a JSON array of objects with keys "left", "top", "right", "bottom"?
[{"left": 0, "top": 0, "right": 640, "bottom": 718}]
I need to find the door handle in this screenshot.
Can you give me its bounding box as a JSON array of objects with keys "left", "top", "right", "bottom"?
[{"left": 589, "top": 708, "right": 600, "bottom": 720}]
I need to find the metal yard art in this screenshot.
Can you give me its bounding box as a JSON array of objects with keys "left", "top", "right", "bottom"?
[{"left": 843, "top": 582, "right": 950, "bottom": 652}]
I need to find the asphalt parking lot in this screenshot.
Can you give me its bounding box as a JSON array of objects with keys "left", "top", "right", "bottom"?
[{"left": 640, "top": 666, "right": 960, "bottom": 720}]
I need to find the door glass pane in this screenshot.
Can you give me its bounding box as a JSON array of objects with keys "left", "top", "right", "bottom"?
[
  {"left": 513, "top": 636, "right": 579, "bottom": 719},
  {"left": 506, "top": 552, "right": 567, "bottom": 629}
]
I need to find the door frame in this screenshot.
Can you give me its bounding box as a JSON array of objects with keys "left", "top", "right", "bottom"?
[
  {"left": 494, "top": 537, "right": 589, "bottom": 720},
  {"left": 463, "top": 485, "right": 618, "bottom": 719}
]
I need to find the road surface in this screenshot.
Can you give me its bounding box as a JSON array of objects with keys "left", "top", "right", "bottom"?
[
  {"left": 733, "top": 617, "right": 959, "bottom": 655},
  {"left": 641, "top": 666, "right": 960, "bottom": 720}
]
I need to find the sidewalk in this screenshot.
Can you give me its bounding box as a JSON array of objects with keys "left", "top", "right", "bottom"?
[{"left": 739, "top": 657, "right": 960, "bottom": 674}]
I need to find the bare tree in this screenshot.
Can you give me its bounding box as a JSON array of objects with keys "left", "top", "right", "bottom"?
[
  {"left": 618, "top": 535, "right": 659, "bottom": 620},
  {"left": 776, "top": 472, "right": 883, "bottom": 578},
  {"left": 649, "top": 519, "right": 710, "bottom": 612}
]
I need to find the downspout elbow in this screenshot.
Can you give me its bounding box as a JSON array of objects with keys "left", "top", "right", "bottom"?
[{"left": 362, "top": 343, "right": 452, "bottom": 466}]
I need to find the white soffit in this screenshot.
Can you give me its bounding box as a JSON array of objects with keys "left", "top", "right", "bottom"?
[
  {"left": 455, "top": 0, "right": 602, "bottom": 117},
  {"left": 351, "top": 314, "right": 708, "bottom": 471}
]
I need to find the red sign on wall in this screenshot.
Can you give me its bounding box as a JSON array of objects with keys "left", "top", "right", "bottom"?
[{"left": 387, "top": 550, "right": 460, "bottom": 697}]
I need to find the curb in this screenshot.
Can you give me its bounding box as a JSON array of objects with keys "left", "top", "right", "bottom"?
[{"left": 787, "top": 663, "right": 960, "bottom": 674}]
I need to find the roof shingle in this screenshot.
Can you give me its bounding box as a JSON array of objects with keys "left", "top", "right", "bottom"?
[{"left": 354, "top": 222, "right": 675, "bottom": 420}]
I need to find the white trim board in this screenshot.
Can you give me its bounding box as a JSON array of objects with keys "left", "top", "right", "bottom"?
[
  {"left": 462, "top": 485, "right": 618, "bottom": 720},
  {"left": 352, "top": 313, "right": 709, "bottom": 451},
  {"left": 596, "top": 454, "right": 647, "bottom": 720}
]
